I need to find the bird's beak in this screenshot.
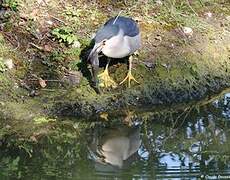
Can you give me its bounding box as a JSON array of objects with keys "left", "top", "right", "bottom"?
[
  {"left": 87, "top": 42, "right": 105, "bottom": 94},
  {"left": 87, "top": 42, "right": 104, "bottom": 62},
  {"left": 96, "top": 42, "right": 105, "bottom": 53}
]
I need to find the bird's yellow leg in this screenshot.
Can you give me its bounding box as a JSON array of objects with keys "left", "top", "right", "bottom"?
[
  {"left": 119, "top": 56, "right": 139, "bottom": 88},
  {"left": 98, "top": 59, "right": 117, "bottom": 88}
]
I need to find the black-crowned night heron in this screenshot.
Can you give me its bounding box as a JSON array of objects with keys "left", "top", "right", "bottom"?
[
  {"left": 89, "top": 126, "right": 141, "bottom": 169},
  {"left": 88, "top": 16, "right": 141, "bottom": 89}
]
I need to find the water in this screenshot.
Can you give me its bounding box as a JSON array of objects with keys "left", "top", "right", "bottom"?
[{"left": 0, "top": 93, "right": 230, "bottom": 179}]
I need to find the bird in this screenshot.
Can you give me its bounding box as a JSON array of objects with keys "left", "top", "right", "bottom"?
[
  {"left": 87, "top": 15, "right": 141, "bottom": 90},
  {"left": 89, "top": 126, "right": 141, "bottom": 170}
]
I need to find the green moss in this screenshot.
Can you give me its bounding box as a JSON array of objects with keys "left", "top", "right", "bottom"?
[
  {"left": 3, "top": 0, "right": 20, "bottom": 11},
  {"left": 51, "top": 27, "right": 78, "bottom": 45}
]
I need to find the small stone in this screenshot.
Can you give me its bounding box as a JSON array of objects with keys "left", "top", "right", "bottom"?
[
  {"left": 226, "top": 16, "right": 230, "bottom": 21},
  {"left": 46, "top": 20, "right": 53, "bottom": 25},
  {"left": 183, "top": 27, "right": 193, "bottom": 36},
  {"left": 72, "top": 40, "right": 81, "bottom": 48},
  {"left": 3, "top": 58, "right": 14, "bottom": 69},
  {"left": 204, "top": 12, "right": 212, "bottom": 18},
  {"left": 61, "top": 71, "right": 82, "bottom": 86},
  {"left": 44, "top": 44, "right": 52, "bottom": 52},
  {"left": 161, "top": 63, "right": 172, "bottom": 71},
  {"left": 14, "top": 83, "right": 19, "bottom": 89},
  {"left": 155, "top": 0, "right": 163, "bottom": 5},
  {"left": 38, "top": 78, "right": 47, "bottom": 88},
  {"left": 142, "top": 60, "right": 156, "bottom": 69},
  {"left": 73, "top": 123, "right": 79, "bottom": 129},
  {"left": 155, "top": 35, "right": 162, "bottom": 41},
  {"left": 30, "top": 135, "right": 38, "bottom": 142},
  {"left": 5, "top": 125, "right": 11, "bottom": 129},
  {"left": 29, "top": 90, "right": 39, "bottom": 97},
  {"left": 37, "top": 0, "right": 49, "bottom": 6}
]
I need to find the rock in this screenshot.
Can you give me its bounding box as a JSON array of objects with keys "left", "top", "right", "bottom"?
[
  {"left": 5, "top": 125, "right": 11, "bottom": 129},
  {"left": 155, "top": 34, "right": 162, "bottom": 41},
  {"left": 3, "top": 58, "right": 14, "bottom": 69},
  {"left": 226, "top": 16, "right": 230, "bottom": 21},
  {"left": 37, "top": 0, "right": 45, "bottom": 5},
  {"left": 72, "top": 40, "right": 81, "bottom": 48},
  {"left": 141, "top": 60, "right": 156, "bottom": 70},
  {"left": 46, "top": 20, "right": 53, "bottom": 26},
  {"left": 61, "top": 71, "right": 82, "bottom": 86},
  {"left": 38, "top": 78, "right": 47, "bottom": 88},
  {"left": 29, "top": 135, "right": 38, "bottom": 142},
  {"left": 14, "top": 82, "right": 19, "bottom": 89},
  {"left": 0, "top": 101, "right": 5, "bottom": 106},
  {"left": 161, "top": 63, "right": 172, "bottom": 71},
  {"left": 155, "top": 0, "right": 163, "bottom": 5},
  {"left": 182, "top": 27, "right": 193, "bottom": 37},
  {"left": 29, "top": 90, "right": 40, "bottom": 97},
  {"left": 204, "top": 12, "right": 212, "bottom": 19},
  {"left": 44, "top": 44, "right": 52, "bottom": 52}
]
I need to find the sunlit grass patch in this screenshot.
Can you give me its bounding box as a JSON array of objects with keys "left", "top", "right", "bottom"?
[{"left": 33, "top": 117, "right": 56, "bottom": 124}]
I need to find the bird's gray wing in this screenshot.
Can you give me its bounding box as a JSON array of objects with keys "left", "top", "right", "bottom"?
[
  {"left": 105, "top": 16, "right": 139, "bottom": 37},
  {"left": 94, "top": 16, "right": 139, "bottom": 43},
  {"left": 94, "top": 24, "right": 119, "bottom": 43}
]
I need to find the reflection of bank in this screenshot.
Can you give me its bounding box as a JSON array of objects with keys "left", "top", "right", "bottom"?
[
  {"left": 224, "top": 93, "right": 230, "bottom": 105},
  {"left": 223, "top": 93, "right": 230, "bottom": 118},
  {"left": 89, "top": 126, "right": 141, "bottom": 172}
]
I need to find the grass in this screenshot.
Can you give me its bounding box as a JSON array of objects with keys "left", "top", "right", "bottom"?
[
  {"left": 0, "top": 34, "right": 10, "bottom": 57},
  {"left": 16, "top": 0, "right": 221, "bottom": 39}
]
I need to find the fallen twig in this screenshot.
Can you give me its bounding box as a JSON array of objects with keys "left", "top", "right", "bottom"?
[
  {"left": 28, "top": 42, "right": 43, "bottom": 51},
  {"left": 50, "top": 15, "right": 66, "bottom": 25}
]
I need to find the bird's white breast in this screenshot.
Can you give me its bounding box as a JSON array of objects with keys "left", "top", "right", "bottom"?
[{"left": 102, "top": 30, "right": 141, "bottom": 58}]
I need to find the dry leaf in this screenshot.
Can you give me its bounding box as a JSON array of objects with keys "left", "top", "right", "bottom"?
[
  {"left": 38, "top": 78, "right": 47, "bottom": 88},
  {"left": 30, "top": 135, "right": 38, "bottom": 142},
  {"left": 44, "top": 44, "right": 52, "bottom": 52},
  {"left": 99, "top": 112, "right": 108, "bottom": 121}
]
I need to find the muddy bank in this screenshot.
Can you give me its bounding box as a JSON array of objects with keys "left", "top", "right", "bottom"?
[{"left": 49, "top": 26, "right": 230, "bottom": 117}]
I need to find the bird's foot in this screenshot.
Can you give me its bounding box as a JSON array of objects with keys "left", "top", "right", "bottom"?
[
  {"left": 98, "top": 69, "right": 117, "bottom": 88},
  {"left": 119, "top": 71, "right": 139, "bottom": 88}
]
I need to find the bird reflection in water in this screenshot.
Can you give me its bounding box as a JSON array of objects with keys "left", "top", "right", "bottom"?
[{"left": 89, "top": 125, "right": 141, "bottom": 172}]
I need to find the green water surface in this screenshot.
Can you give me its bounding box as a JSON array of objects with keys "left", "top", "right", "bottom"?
[{"left": 0, "top": 93, "right": 230, "bottom": 180}]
